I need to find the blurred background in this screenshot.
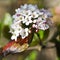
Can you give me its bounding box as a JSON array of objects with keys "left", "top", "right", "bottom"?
[{"left": 0, "top": 0, "right": 60, "bottom": 60}]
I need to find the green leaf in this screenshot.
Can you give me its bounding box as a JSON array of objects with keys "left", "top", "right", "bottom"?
[
  {"left": 37, "top": 30, "right": 44, "bottom": 40},
  {"left": 3, "top": 13, "right": 12, "bottom": 26},
  {"left": 0, "top": 21, "right": 1, "bottom": 37},
  {"left": 25, "top": 51, "right": 38, "bottom": 60},
  {"left": 57, "top": 57, "right": 60, "bottom": 60},
  {"left": 1, "top": 13, "right": 12, "bottom": 33},
  {"left": 1, "top": 13, "right": 12, "bottom": 39},
  {"left": 30, "top": 33, "right": 39, "bottom": 46},
  {"left": 3, "top": 25, "right": 12, "bottom": 39}
]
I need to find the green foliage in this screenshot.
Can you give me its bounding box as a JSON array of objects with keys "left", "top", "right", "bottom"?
[
  {"left": 1, "top": 13, "right": 12, "bottom": 39},
  {"left": 30, "top": 33, "right": 39, "bottom": 46},
  {"left": 37, "top": 30, "right": 44, "bottom": 40},
  {"left": 37, "top": 29, "right": 49, "bottom": 41},
  {"left": 1, "top": 13, "right": 12, "bottom": 33},
  {"left": 57, "top": 57, "right": 60, "bottom": 60},
  {"left": 3, "top": 13, "right": 12, "bottom": 26},
  {"left": 0, "top": 13, "right": 12, "bottom": 39},
  {"left": 3, "top": 25, "right": 12, "bottom": 39},
  {"left": 25, "top": 51, "right": 38, "bottom": 60},
  {"left": 0, "top": 21, "right": 1, "bottom": 37}
]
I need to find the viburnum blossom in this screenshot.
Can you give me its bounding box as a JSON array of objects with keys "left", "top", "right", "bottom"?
[
  {"left": 10, "top": 4, "right": 52, "bottom": 41},
  {"left": 0, "top": 4, "right": 53, "bottom": 56}
]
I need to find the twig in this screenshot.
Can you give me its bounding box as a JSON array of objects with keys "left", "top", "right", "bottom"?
[{"left": 27, "top": 45, "right": 41, "bottom": 51}]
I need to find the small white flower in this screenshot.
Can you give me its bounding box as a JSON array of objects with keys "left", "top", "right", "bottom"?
[
  {"left": 44, "top": 14, "right": 48, "bottom": 19},
  {"left": 19, "top": 28, "right": 29, "bottom": 39},
  {"left": 32, "top": 24, "right": 37, "bottom": 28},
  {"left": 28, "top": 4, "right": 37, "bottom": 11},
  {"left": 11, "top": 30, "right": 20, "bottom": 41},
  {"left": 9, "top": 28, "right": 14, "bottom": 34},
  {"left": 25, "top": 28, "right": 29, "bottom": 32},
  {"left": 10, "top": 24, "right": 16, "bottom": 30},
  {"left": 32, "top": 11, "right": 39, "bottom": 18},
  {"left": 17, "top": 16, "right": 24, "bottom": 22},
  {"left": 37, "top": 21, "right": 49, "bottom": 30},
  {"left": 13, "top": 14, "right": 21, "bottom": 20},
  {"left": 22, "top": 10, "right": 32, "bottom": 16},
  {"left": 33, "top": 20, "right": 37, "bottom": 23},
  {"left": 11, "top": 35, "right": 17, "bottom": 41},
  {"left": 22, "top": 16, "right": 32, "bottom": 26},
  {"left": 39, "top": 12, "right": 43, "bottom": 15},
  {"left": 41, "top": 14, "right": 48, "bottom": 20},
  {"left": 15, "top": 8, "right": 21, "bottom": 13},
  {"left": 20, "top": 4, "right": 28, "bottom": 10},
  {"left": 36, "top": 17, "right": 43, "bottom": 23},
  {"left": 40, "top": 9, "right": 52, "bottom": 18},
  {"left": 13, "top": 15, "right": 24, "bottom": 23}
]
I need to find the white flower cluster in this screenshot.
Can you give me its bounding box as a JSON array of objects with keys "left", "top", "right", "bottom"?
[
  {"left": 10, "top": 26, "right": 29, "bottom": 41},
  {"left": 10, "top": 4, "right": 52, "bottom": 41}
]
